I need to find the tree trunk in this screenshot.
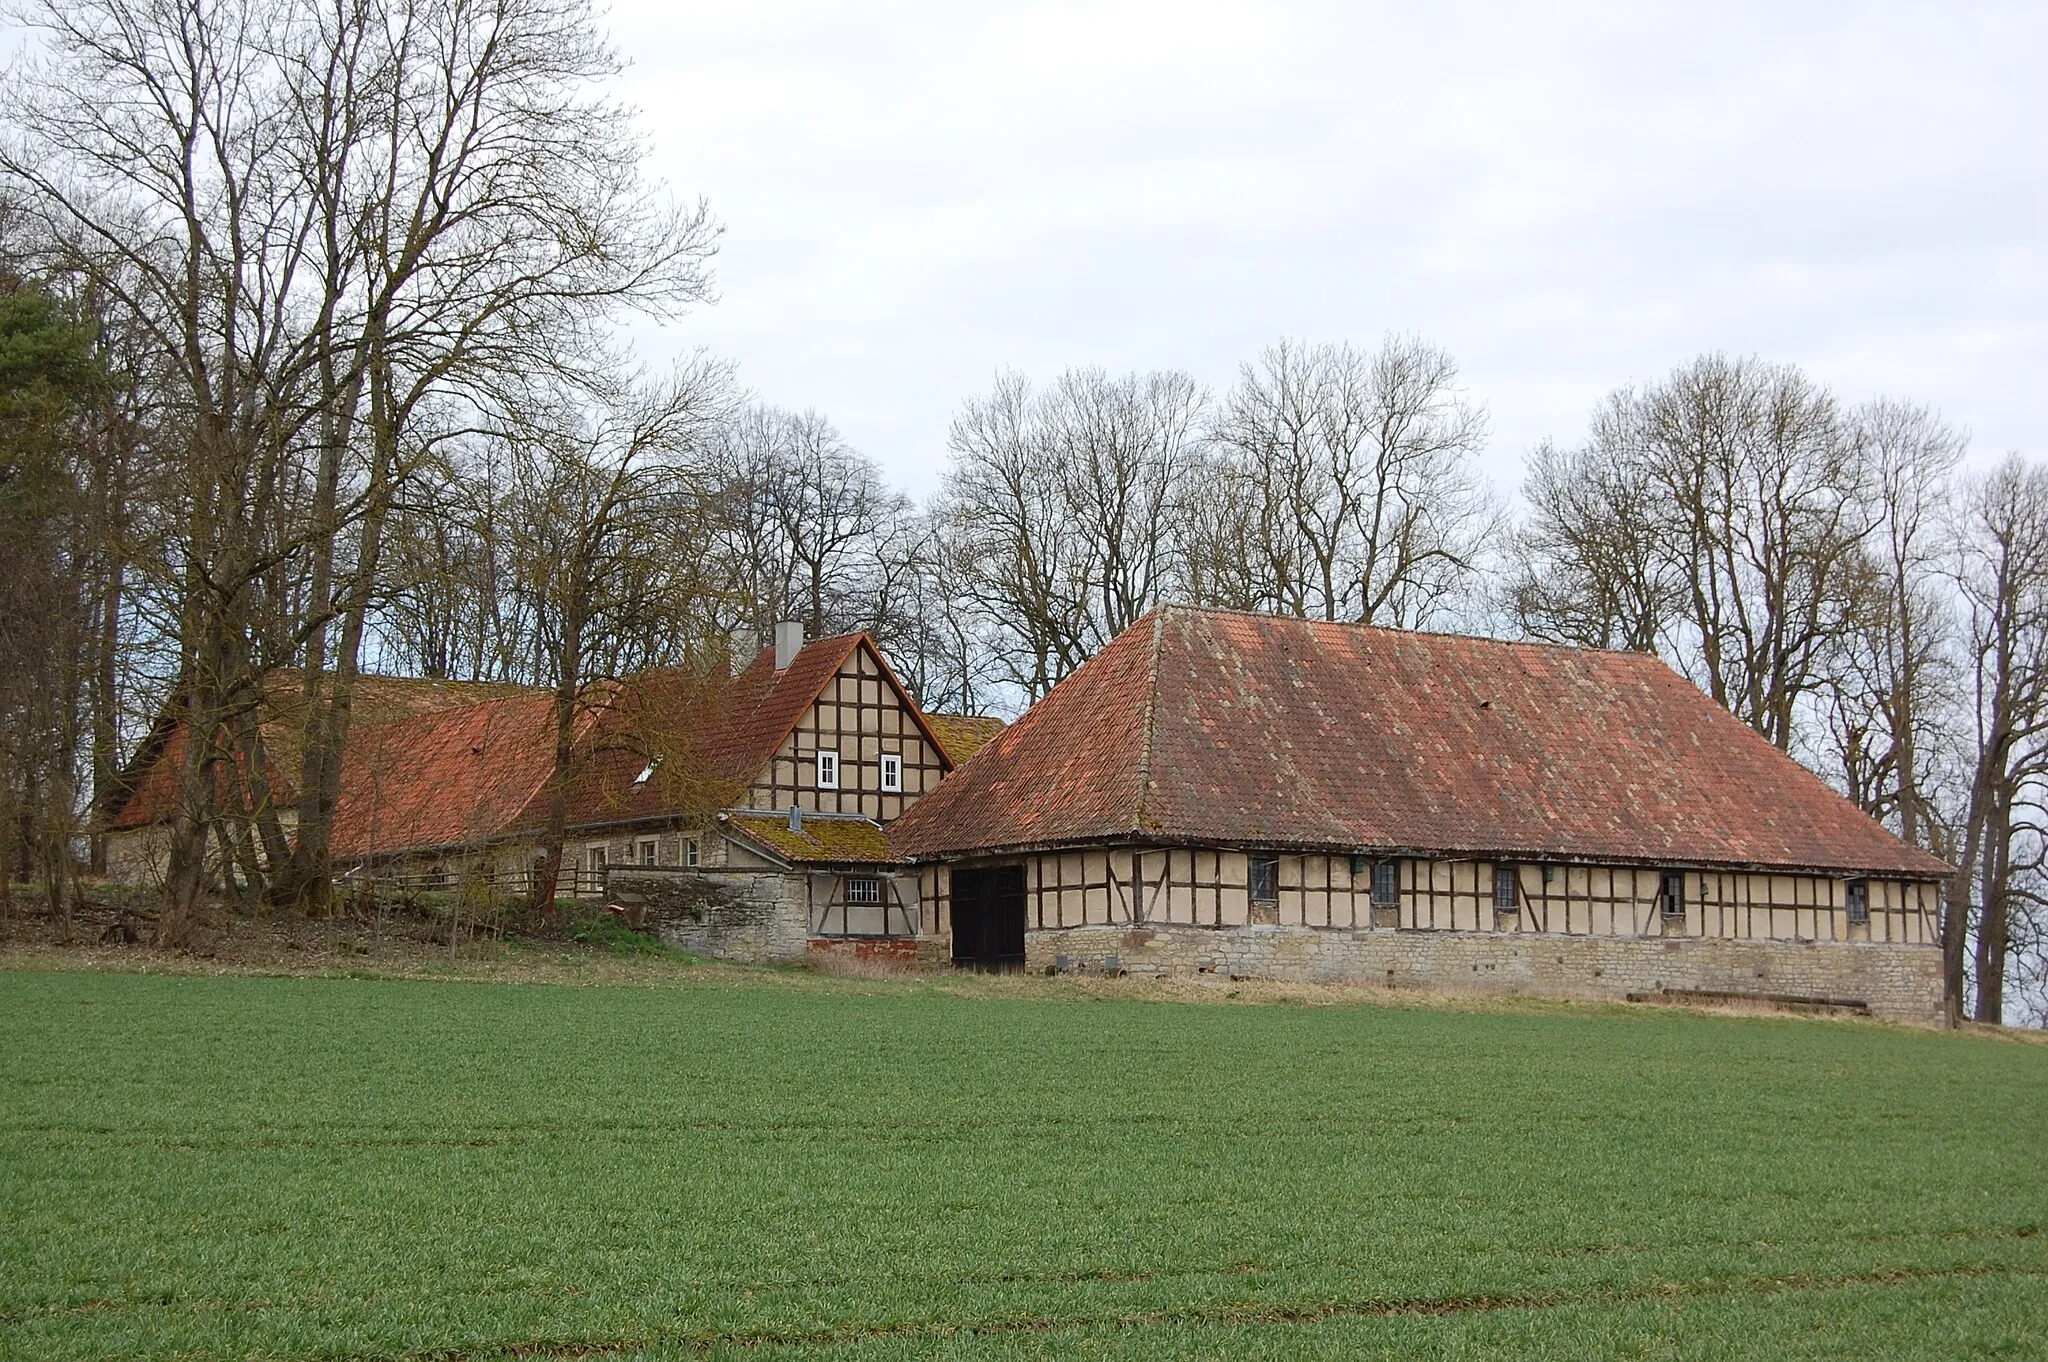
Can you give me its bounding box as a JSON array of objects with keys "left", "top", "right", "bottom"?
[{"left": 533, "top": 606, "right": 585, "bottom": 919}]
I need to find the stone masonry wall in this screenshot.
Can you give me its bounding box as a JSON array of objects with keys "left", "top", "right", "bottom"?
[
  {"left": 610, "top": 868, "right": 808, "bottom": 964},
  {"left": 1023, "top": 923, "right": 1944, "bottom": 1025}
]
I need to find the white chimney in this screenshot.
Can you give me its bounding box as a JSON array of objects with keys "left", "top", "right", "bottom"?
[{"left": 773, "top": 620, "right": 804, "bottom": 671}]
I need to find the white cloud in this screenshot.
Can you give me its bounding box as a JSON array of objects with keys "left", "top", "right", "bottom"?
[{"left": 610, "top": 0, "right": 2047, "bottom": 497}]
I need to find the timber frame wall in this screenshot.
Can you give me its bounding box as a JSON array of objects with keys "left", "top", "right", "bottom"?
[
  {"left": 743, "top": 643, "right": 948, "bottom": 820},
  {"left": 917, "top": 847, "right": 1939, "bottom": 946}
]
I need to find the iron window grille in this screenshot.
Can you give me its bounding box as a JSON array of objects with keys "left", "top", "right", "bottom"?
[
  {"left": 845, "top": 875, "right": 884, "bottom": 906},
  {"left": 1847, "top": 880, "right": 1870, "bottom": 924},
  {"left": 1494, "top": 865, "right": 1518, "bottom": 910},
  {"left": 1372, "top": 860, "right": 1399, "bottom": 906},
  {"left": 1660, "top": 871, "right": 1685, "bottom": 918},
  {"left": 1248, "top": 856, "right": 1279, "bottom": 904}
]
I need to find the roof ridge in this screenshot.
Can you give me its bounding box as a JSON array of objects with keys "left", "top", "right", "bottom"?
[
  {"left": 1130, "top": 610, "right": 1168, "bottom": 834},
  {"left": 348, "top": 686, "right": 553, "bottom": 732},
  {"left": 1150, "top": 603, "right": 1664, "bottom": 662}
]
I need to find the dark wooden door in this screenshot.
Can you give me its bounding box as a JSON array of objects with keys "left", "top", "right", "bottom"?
[{"left": 951, "top": 864, "right": 1027, "bottom": 971}]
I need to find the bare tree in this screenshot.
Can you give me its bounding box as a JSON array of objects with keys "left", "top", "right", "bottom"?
[
  {"left": 1204, "top": 336, "right": 1496, "bottom": 628},
  {"left": 943, "top": 365, "right": 1207, "bottom": 700},
  {"left": 1948, "top": 457, "right": 2048, "bottom": 1023},
  {"left": 1, "top": 0, "right": 719, "bottom": 934},
  {"left": 1508, "top": 417, "right": 1680, "bottom": 652},
  {"left": 492, "top": 361, "right": 731, "bottom": 911},
  {"left": 1815, "top": 401, "right": 1964, "bottom": 843}
]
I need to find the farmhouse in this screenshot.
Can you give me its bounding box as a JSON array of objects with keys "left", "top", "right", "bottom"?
[
  {"left": 106, "top": 625, "right": 997, "bottom": 959},
  {"left": 887, "top": 606, "right": 1951, "bottom": 1023},
  {"left": 106, "top": 606, "right": 1950, "bottom": 1020}
]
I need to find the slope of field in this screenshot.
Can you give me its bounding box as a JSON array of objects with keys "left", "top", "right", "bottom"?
[{"left": 1, "top": 969, "right": 2043, "bottom": 1360}]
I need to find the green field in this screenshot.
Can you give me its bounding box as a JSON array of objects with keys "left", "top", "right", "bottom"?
[{"left": 2, "top": 969, "right": 2045, "bottom": 1360}]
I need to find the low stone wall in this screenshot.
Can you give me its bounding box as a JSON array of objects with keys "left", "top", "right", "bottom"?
[
  {"left": 611, "top": 868, "right": 808, "bottom": 964},
  {"left": 1023, "top": 923, "right": 1945, "bottom": 1025}
]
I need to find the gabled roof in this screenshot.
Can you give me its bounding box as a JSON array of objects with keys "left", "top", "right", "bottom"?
[
  {"left": 924, "top": 713, "right": 1006, "bottom": 765},
  {"left": 888, "top": 606, "right": 1953, "bottom": 878},
  {"left": 266, "top": 632, "right": 940, "bottom": 861},
  {"left": 107, "top": 674, "right": 537, "bottom": 832},
  {"left": 722, "top": 811, "right": 904, "bottom": 866},
  {"left": 543, "top": 634, "right": 953, "bottom": 833}
]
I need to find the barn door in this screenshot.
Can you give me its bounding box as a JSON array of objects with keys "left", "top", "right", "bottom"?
[{"left": 951, "top": 863, "right": 1027, "bottom": 971}]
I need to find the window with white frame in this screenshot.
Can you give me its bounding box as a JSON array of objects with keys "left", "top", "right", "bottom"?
[
  {"left": 880, "top": 753, "right": 902, "bottom": 792},
  {"left": 684, "top": 838, "right": 700, "bottom": 868},
  {"left": 816, "top": 750, "right": 839, "bottom": 789},
  {"left": 639, "top": 839, "right": 658, "bottom": 866},
  {"left": 844, "top": 875, "right": 883, "bottom": 906},
  {"left": 587, "top": 845, "right": 607, "bottom": 872}
]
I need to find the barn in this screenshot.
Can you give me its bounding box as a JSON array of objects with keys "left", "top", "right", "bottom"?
[{"left": 888, "top": 606, "right": 1951, "bottom": 1022}]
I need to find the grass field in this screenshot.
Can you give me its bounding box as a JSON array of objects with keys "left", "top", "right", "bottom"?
[{"left": 2, "top": 967, "right": 2045, "bottom": 1360}]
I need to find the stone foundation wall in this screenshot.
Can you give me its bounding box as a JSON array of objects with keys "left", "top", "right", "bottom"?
[
  {"left": 1022, "top": 923, "right": 1944, "bottom": 1025},
  {"left": 611, "top": 868, "right": 809, "bottom": 964}
]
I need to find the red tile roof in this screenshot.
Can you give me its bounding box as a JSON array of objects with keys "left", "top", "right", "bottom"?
[
  {"left": 107, "top": 675, "right": 537, "bottom": 832},
  {"left": 136, "top": 634, "right": 950, "bottom": 861},
  {"left": 542, "top": 634, "right": 952, "bottom": 833},
  {"left": 888, "top": 607, "right": 1952, "bottom": 878},
  {"left": 330, "top": 693, "right": 570, "bottom": 857}
]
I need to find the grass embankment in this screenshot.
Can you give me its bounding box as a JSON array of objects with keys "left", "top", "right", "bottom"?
[{"left": 1, "top": 969, "right": 2044, "bottom": 1360}]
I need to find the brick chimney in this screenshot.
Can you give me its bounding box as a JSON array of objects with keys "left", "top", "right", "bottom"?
[{"left": 773, "top": 620, "right": 804, "bottom": 671}]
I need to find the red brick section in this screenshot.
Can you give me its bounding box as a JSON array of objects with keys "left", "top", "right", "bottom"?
[{"left": 888, "top": 607, "right": 1952, "bottom": 878}]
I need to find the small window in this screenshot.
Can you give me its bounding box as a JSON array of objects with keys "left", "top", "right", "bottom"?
[
  {"left": 880, "top": 753, "right": 902, "bottom": 793},
  {"left": 639, "top": 839, "right": 658, "bottom": 866},
  {"left": 845, "top": 875, "right": 883, "bottom": 906},
  {"left": 1847, "top": 880, "right": 1870, "bottom": 924},
  {"left": 684, "top": 838, "right": 700, "bottom": 868},
  {"left": 632, "top": 758, "right": 659, "bottom": 787},
  {"left": 587, "top": 845, "right": 607, "bottom": 872},
  {"left": 1660, "top": 871, "right": 1685, "bottom": 918},
  {"left": 1248, "top": 855, "right": 1279, "bottom": 903},
  {"left": 1494, "top": 865, "right": 1518, "bottom": 910},
  {"left": 1372, "top": 860, "right": 1399, "bottom": 906},
  {"left": 816, "top": 750, "right": 839, "bottom": 789}
]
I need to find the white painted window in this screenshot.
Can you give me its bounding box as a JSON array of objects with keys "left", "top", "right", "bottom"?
[
  {"left": 684, "top": 838, "right": 700, "bottom": 868},
  {"left": 816, "top": 750, "right": 839, "bottom": 789},
  {"left": 632, "top": 759, "right": 657, "bottom": 786},
  {"left": 587, "top": 845, "right": 607, "bottom": 872},
  {"left": 639, "top": 839, "right": 658, "bottom": 866},
  {"left": 880, "top": 753, "right": 902, "bottom": 793},
  {"left": 845, "top": 875, "right": 883, "bottom": 905}
]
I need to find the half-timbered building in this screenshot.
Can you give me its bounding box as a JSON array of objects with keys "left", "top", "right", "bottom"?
[
  {"left": 888, "top": 606, "right": 1952, "bottom": 1022},
  {"left": 105, "top": 624, "right": 986, "bottom": 959}
]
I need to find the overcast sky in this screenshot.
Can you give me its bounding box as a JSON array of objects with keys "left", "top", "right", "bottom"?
[{"left": 609, "top": 1, "right": 2045, "bottom": 500}]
